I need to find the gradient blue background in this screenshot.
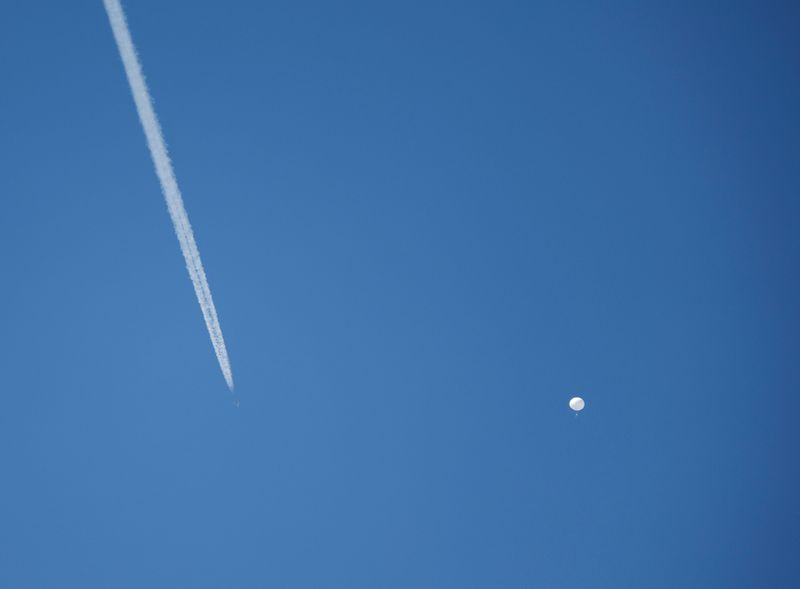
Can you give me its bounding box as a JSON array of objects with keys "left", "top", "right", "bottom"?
[{"left": 1, "top": 1, "right": 798, "bottom": 587}]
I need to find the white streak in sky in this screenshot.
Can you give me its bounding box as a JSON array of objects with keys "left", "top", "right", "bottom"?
[{"left": 103, "top": 0, "right": 234, "bottom": 390}]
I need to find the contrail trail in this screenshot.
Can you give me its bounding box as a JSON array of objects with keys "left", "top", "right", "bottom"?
[{"left": 103, "top": 0, "right": 234, "bottom": 390}]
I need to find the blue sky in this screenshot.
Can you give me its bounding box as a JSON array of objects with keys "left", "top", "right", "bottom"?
[{"left": 1, "top": 1, "right": 798, "bottom": 587}]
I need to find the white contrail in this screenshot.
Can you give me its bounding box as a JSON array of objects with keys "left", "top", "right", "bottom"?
[{"left": 103, "top": 0, "right": 234, "bottom": 390}]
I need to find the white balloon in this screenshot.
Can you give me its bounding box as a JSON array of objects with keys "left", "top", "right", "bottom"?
[{"left": 569, "top": 397, "right": 585, "bottom": 412}]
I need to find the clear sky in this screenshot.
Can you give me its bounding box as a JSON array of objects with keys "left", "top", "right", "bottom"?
[{"left": 1, "top": 1, "right": 798, "bottom": 587}]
